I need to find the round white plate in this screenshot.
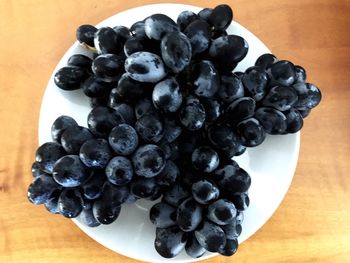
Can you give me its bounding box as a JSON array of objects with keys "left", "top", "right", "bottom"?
[{"left": 38, "top": 4, "right": 300, "bottom": 263}]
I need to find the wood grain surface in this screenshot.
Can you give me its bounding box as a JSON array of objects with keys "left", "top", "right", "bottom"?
[{"left": 1, "top": 0, "right": 350, "bottom": 262}]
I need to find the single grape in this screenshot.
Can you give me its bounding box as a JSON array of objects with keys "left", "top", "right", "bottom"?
[
  {"left": 192, "top": 179, "right": 220, "bottom": 205},
  {"left": 154, "top": 226, "right": 188, "bottom": 258},
  {"left": 53, "top": 155, "right": 92, "bottom": 187},
  {"left": 132, "top": 144, "right": 166, "bottom": 177},
  {"left": 58, "top": 188, "right": 84, "bottom": 218},
  {"left": 144, "top": 14, "right": 178, "bottom": 40},
  {"left": 176, "top": 197, "right": 202, "bottom": 232},
  {"left": 124, "top": 51, "right": 167, "bottom": 83},
  {"left": 105, "top": 156, "right": 134, "bottom": 185},
  {"left": 161, "top": 31, "right": 192, "bottom": 73},
  {"left": 35, "top": 142, "right": 66, "bottom": 173},
  {"left": 207, "top": 199, "right": 237, "bottom": 225},
  {"left": 150, "top": 202, "right": 176, "bottom": 228},
  {"left": 194, "top": 221, "right": 226, "bottom": 252},
  {"left": 192, "top": 146, "right": 220, "bottom": 173},
  {"left": 109, "top": 124, "right": 139, "bottom": 155},
  {"left": 79, "top": 139, "right": 112, "bottom": 169}
]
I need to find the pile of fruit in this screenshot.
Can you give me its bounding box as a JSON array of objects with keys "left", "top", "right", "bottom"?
[{"left": 27, "top": 4, "right": 321, "bottom": 259}]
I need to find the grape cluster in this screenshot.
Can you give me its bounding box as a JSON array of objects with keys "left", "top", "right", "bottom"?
[{"left": 27, "top": 4, "right": 321, "bottom": 260}]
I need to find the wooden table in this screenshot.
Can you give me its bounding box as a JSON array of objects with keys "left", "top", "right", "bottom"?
[{"left": 1, "top": 0, "right": 349, "bottom": 262}]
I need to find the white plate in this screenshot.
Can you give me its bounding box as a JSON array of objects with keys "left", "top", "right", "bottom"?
[{"left": 38, "top": 4, "right": 300, "bottom": 263}]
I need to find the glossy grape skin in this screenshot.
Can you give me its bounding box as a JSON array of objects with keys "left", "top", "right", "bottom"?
[
  {"left": 269, "top": 60, "right": 296, "bottom": 86},
  {"left": 51, "top": 115, "right": 78, "bottom": 143},
  {"left": 105, "top": 156, "right": 134, "bottom": 185},
  {"left": 76, "top": 24, "right": 97, "bottom": 47},
  {"left": 27, "top": 174, "right": 62, "bottom": 205},
  {"left": 35, "top": 142, "right": 66, "bottom": 174},
  {"left": 176, "top": 198, "right": 202, "bottom": 232},
  {"left": 192, "top": 60, "right": 219, "bottom": 98},
  {"left": 44, "top": 189, "right": 61, "bottom": 214},
  {"left": 225, "top": 97, "right": 256, "bottom": 125},
  {"left": 242, "top": 66, "right": 269, "bottom": 101},
  {"left": 184, "top": 20, "right": 211, "bottom": 55},
  {"left": 185, "top": 233, "right": 206, "bottom": 258},
  {"left": 218, "top": 238, "right": 238, "bottom": 256},
  {"left": 192, "top": 146, "right": 220, "bottom": 173},
  {"left": 114, "top": 73, "right": 150, "bottom": 103},
  {"left": 163, "top": 183, "right": 190, "bottom": 207},
  {"left": 124, "top": 51, "right": 167, "bottom": 83},
  {"left": 152, "top": 77, "right": 183, "bottom": 113},
  {"left": 236, "top": 118, "right": 266, "bottom": 147},
  {"left": 124, "top": 35, "right": 147, "bottom": 56},
  {"left": 31, "top": 161, "right": 46, "bottom": 178},
  {"left": 285, "top": 108, "right": 304, "bottom": 133},
  {"left": 92, "top": 190, "right": 121, "bottom": 225},
  {"left": 81, "top": 75, "right": 109, "bottom": 98},
  {"left": 209, "top": 35, "right": 248, "bottom": 70},
  {"left": 150, "top": 202, "right": 176, "bottom": 228},
  {"left": 154, "top": 226, "right": 188, "bottom": 258},
  {"left": 135, "top": 97, "right": 157, "bottom": 119},
  {"left": 297, "top": 107, "right": 311, "bottom": 118},
  {"left": 217, "top": 73, "right": 244, "bottom": 104},
  {"left": 194, "top": 221, "right": 226, "bottom": 252},
  {"left": 156, "top": 160, "right": 179, "bottom": 189},
  {"left": 54, "top": 66, "right": 88, "bottom": 91},
  {"left": 92, "top": 199, "right": 121, "bottom": 225},
  {"left": 89, "top": 94, "right": 109, "bottom": 108},
  {"left": 53, "top": 155, "right": 91, "bottom": 187},
  {"left": 77, "top": 206, "right": 101, "bottom": 227},
  {"left": 135, "top": 113, "right": 164, "bottom": 143},
  {"left": 255, "top": 107, "right": 287, "bottom": 134},
  {"left": 113, "top": 25, "right": 131, "bottom": 43},
  {"left": 92, "top": 54, "right": 124, "bottom": 82},
  {"left": 201, "top": 98, "right": 221, "bottom": 123},
  {"left": 82, "top": 169, "right": 106, "bottom": 200},
  {"left": 57, "top": 188, "right": 84, "bottom": 218},
  {"left": 94, "top": 27, "right": 121, "bottom": 54},
  {"left": 60, "top": 126, "right": 94, "bottom": 154},
  {"left": 109, "top": 124, "right": 139, "bottom": 155},
  {"left": 126, "top": 36, "right": 159, "bottom": 54},
  {"left": 108, "top": 102, "right": 135, "bottom": 126},
  {"left": 177, "top": 10, "right": 199, "bottom": 31},
  {"left": 207, "top": 124, "right": 242, "bottom": 153},
  {"left": 144, "top": 14, "right": 179, "bottom": 40},
  {"left": 79, "top": 139, "right": 112, "bottom": 169},
  {"left": 102, "top": 181, "right": 129, "bottom": 207},
  {"left": 255, "top": 53, "right": 278, "bottom": 70},
  {"left": 215, "top": 165, "right": 251, "bottom": 193},
  {"left": 162, "top": 118, "right": 182, "bottom": 143},
  {"left": 192, "top": 179, "right": 220, "bottom": 205},
  {"left": 130, "top": 21, "right": 146, "bottom": 37},
  {"left": 293, "top": 82, "right": 322, "bottom": 109},
  {"left": 221, "top": 220, "right": 242, "bottom": 239},
  {"left": 67, "top": 54, "right": 93, "bottom": 70},
  {"left": 198, "top": 8, "right": 213, "bottom": 21},
  {"left": 263, "top": 85, "right": 298, "bottom": 111},
  {"left": 228, "top": 192, "right": 250, "bottom": 211},
  {"left": 207, "top": 199, "right": 237, "bottom": 225},
  {"left": 92, "top": 182, "right": 127, "bottom": 224},
  {"left": 87, "top": 106, "right": 125, "bottom": 138},
  {"left": 161, "top": 31, "right": 192, "bottom": 73},
  {"left": 179, "top": 95, "right": 206, "bottom": 131},
  {"left": 132, "top": 144, "right": 166, "bottom": 177},
  {"left": 208, "top": 4, "right": 233, "bottom": 30},
  {"left": 294, "top": 65, "right": 307, "bottom": 83},
  {"left": 130, "top": 177, "right": 157, "bottom": 198}
]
